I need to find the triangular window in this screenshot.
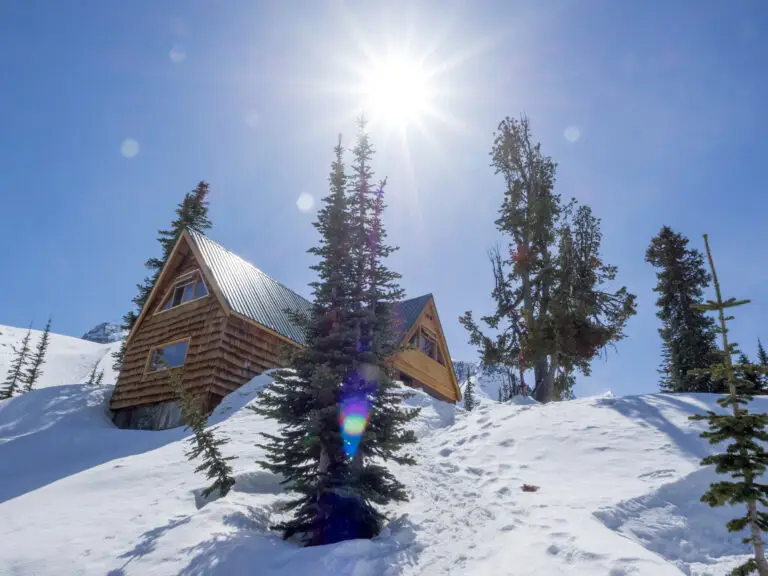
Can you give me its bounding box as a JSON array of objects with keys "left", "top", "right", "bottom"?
[{"left": 158, "top": 270, "right": 209, "bottom": 312}]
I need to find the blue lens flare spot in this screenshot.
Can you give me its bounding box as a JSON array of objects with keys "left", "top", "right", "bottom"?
[{"left": 340, "top": 397, "right": 370, "bottom": 458}]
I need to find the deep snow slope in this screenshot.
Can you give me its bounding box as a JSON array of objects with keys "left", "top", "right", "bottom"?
[
  {"left": 0, "top": 324, "right": 119, "bottom": 389},
  {"left": 0, "top": 371, "right": 762, "bottom": 575}
]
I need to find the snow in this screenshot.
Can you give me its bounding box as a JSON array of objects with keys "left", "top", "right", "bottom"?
[
  {"left": 81, "top": 322, "right": 126, "bottom": 344},
  {"left": 0, "top": 323, "right": 120, "bottom": 389},
  {"left": 0, "top": 330, "right": 764, "bottom": 575}
]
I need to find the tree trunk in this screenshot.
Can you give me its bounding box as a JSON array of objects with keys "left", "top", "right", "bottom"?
[
  {"left": 532, "top": 356, "right": 557, "bottom": 403},
  {"left": 748, "top": 496, "right": 768, "bottom": 574}
]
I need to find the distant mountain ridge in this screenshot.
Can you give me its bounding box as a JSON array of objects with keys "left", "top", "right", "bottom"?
[{"left": 81, "top": 323, "right": 124, "bottom": 344}]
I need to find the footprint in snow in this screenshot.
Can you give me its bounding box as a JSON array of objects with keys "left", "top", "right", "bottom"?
[
  {"left": 638, "top": 468, "right": 675, "bottom": 480},
  {"left": 466, "top": 466, "right": 485, "bottom": 476},
  {"left": 498, "top": 438, "right": 516, "bottom": 448},
  {"left": 439, "top": 447, "right": 453, "bottom": 457}
]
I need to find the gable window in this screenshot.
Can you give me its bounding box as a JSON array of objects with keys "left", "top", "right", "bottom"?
[
  {"left": 147, "top": 340, "right": 189, "bottom": 372},
  {"left": 158, "top": 270, "right": 208, "bottom": 312},
  {"left": 409, "top": 331, "right": 419, "bottom": 349},
  {"left": 420, "top": 329, "right": 436, "bottom": 359}
]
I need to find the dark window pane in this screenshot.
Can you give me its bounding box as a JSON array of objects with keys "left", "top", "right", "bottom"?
[
  {"left": 420, "top": 331, "right": 436, "bottom": 359},
  {"left": 437, "top": 348, "right": 445, "bottom": 365},
  {"left": 149, "top": 341, "right": 189, "bottom": 371},
  {"left": 181, "top": 282, "right": 195, "bottom": 303},
  {"left": 171, "top": 285, "right": 185, "bottom": 306},
  {"left": 409, "top": 332, "right": 419, "bottom": 348},
  {"left": 194, "top": 280, "right": 208, "bottom": 298}
]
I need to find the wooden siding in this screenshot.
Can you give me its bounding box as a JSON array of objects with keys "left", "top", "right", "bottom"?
[
  {"left": 209, "top": 313, "right": 295, "bottom": 398},
  {"left": 394, "top": 349, "right": 458, "bottom": 402},
  {"left": 392, "top": 299, "right": 461, "bottom": 403},
  {"left": 110, "top": 244, "right": 227, "bottom": 411}
]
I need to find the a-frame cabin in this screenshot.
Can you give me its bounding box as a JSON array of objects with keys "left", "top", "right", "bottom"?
[{"left": 110, "top": 229, "right": 460, "bottom": 430}]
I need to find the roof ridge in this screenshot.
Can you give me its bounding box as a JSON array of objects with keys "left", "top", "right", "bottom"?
[{"left": 186, "top": 228, "right": 312, "bottom": 306}]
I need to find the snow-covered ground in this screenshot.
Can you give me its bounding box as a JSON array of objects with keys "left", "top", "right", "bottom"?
[
  {"left": 0, "top": 323, "right": 119, "bottom": 389},
  {"left": 0, "top": 328, "right": 761, "bottom": 575}
]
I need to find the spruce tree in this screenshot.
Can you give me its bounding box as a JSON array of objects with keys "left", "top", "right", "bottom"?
[
  {"left": 758, "top": 340, "right": 768, "bottom": 369},
  {"left": 113, "top": 182, "right": 212, "bottom": 371},
  {"left": 252, "top": 136, "right": 359, "bottom": 545},
  {"left": 23, "top": 318, "right": 51, "bottom": 393},
  {"left": 85, "top": 361, "right": 100, "bottom": 386},
  {"left": 646, "top": 226, "right": 723, "bottom": 393},
  {"left": 342, "top": 122, "right": 419, "bottom": 539},
  {"left": 168, "top": 367, "right": 236, "bottom": 499},
  {"left": 461, "top": 116, "right": 635, "bottom": 403},
  {"left": 464, "top": 368, "right": 475, "bottom": 411},
  {"left": 0, "top": 327, "right": 32, "bottom": 399},
  {"left": 689, "top": 234, "right": 768, "bottom": 576}
]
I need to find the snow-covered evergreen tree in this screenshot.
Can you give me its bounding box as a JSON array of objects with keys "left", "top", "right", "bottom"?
[
  {"left": 690, "top": 234, "right": 768, "bottom": 576},
  {"left": 0, "top": 327, "right": 32, "bottom": 399},
  {"left": 23, "top": 318, "right": 51, "bottom": 392}
]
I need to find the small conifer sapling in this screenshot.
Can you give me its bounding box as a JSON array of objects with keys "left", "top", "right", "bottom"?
[
  {"left": 23, "top": 318, "right": 51, "bottom": 393},
  {"left": 168, "top": 367, "right": 236, "bottom": 499},
  {"left": 0, "top": 327, "right": 33, "bottom": 399},
  {"left": 689, "top": 234, "right": 768, "bottom": 576}
]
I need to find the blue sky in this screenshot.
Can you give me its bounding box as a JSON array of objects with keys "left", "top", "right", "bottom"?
[{"left": 1, "top": 0, "right": 767, "bottom": 398}]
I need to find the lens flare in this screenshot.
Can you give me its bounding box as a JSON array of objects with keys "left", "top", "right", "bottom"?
[{"left": 340, "top": 397, "right": 370, "bottom": 458}]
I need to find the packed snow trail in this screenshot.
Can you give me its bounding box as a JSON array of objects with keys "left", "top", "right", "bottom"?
[{"left": 0, "top": 364, "right": 762, "bottom": 574}]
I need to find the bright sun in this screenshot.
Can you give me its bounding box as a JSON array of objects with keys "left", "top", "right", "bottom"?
[{"left": 360, "top": 54, "right": 433, "bottom": 128}]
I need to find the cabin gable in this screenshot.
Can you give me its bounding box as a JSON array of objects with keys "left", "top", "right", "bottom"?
[
  {"left": 110, "top": 235, "right": 230, "bottom": 423},
  {"left": 392, "top": 296, "right": 462, "bottom": 403}
]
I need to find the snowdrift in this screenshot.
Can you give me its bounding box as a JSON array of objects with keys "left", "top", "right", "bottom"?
[{"left": 0, "top": 355, "right": 764, "bottom": 574}]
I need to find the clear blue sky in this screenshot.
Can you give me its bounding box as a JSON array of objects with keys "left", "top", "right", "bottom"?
[{"left": 2, "top": 1, "right": 766, "bottom": 398}]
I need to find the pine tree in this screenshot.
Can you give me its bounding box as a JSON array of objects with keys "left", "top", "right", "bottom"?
[
  {"left": 168, "top": 367, "right": 236, "bottom": 499},
  {"left": 23, "top": 317, "right": 51, "bottom": 393},
  {"left": 497, "top": 387, "right": 503, "bottom": 403},
  {"left": 252, "top": 135, "right": 359, "bottom": 545},
  {"left": 553, "top": 368, "right": 576, "bottom": 401},
  {"left": 736, "top": 353, "right": 767, "bottom": 396},
  {"left": 646, "top": 226, "right": 723, "bottom": 393},
  {"left": 689, "top": 234, "right": 768, "bottom": 576},
  {"left": 254, "top": 126, "right": 418, "bottom": 546},
  {"left": 461, "top": 116, "right": 635, "bottom": 403},
  {"left": 113, "top": 182, "right": 212, "bottom": 371},
  {"left": 341, "top": 120, "right": 420, "bottom": 540},
  {"left": 758, "top": 340, "right": 768, "bottom": 369},
  {"left": 85, "top": 361, "right": 100, "bottom": 386},
  {"left": 0, "top": 327, "right": 33, "bottom": 399},
  {"left": 84, "top": 361, "right": 105, "bottom": 387},
  {"left": 464, "top": 368, "right": 475, "bottom": 411}
]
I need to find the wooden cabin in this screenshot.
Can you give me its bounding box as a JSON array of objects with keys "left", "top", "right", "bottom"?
[{"left": 110, "top": 229, "right": 460, "bottom": 430}]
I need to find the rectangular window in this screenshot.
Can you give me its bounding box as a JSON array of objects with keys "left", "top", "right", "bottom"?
[
  {"left": 437, "top": 347, "right": 445, "bottom": 366},
  {"left": 409, "top": 332, "right": 419, "bottom": 349},
  {"left": 148, "top": 340, "right": 189, "bottom": 372},
  {"left": 158, "top": 271, "right": 208, "bottom": 312},
  {"left": 420, "top": 329, "right": 436, "bottom": 359}
]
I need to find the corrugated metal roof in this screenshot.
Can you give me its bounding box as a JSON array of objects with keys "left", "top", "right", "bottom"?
[
  {"left": 186, "top": 229, "right": 431, "bottom": 348},
  {"left": 186, "top": 229, "right": 313, "bottom": 346},
  {"left": 391, "top": 293, "right": 432, "bottom": 340}
]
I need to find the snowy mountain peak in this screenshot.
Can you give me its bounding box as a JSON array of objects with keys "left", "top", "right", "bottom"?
[{"left": 80, "top": 322, "right": 124, "bottom": 344}]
